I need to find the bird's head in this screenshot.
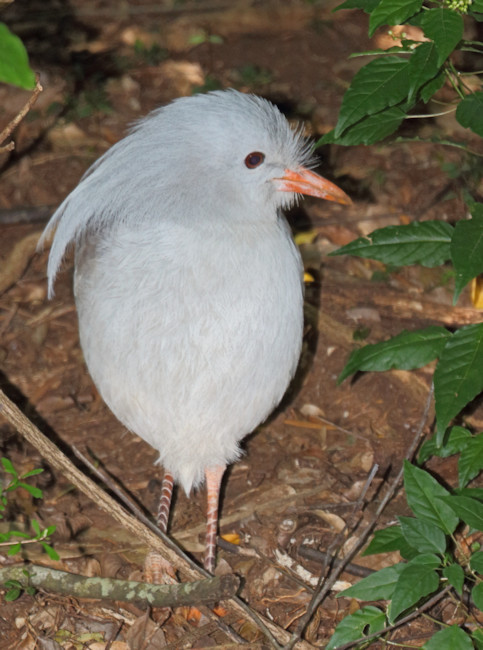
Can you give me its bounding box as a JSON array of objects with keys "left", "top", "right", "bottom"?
[{"left": 132, "top": 90, "right": 351, "bottom": 225}]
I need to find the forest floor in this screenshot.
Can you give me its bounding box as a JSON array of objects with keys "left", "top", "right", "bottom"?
[{"left": 0, "top": 0, "right": 482, "bottom": 648}]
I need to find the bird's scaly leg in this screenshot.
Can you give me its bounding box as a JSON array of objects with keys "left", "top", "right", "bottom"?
[
  {"left": 204, "top": 465, "right": 225, "bottom": 573},
  {"left": 144, "top": 470, "right": 177, "bottom": 583}
]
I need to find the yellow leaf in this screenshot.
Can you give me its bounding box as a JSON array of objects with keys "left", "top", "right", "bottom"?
[
  {"left": 221, "top": 532, "right": 240, "bottom": 545},
  {"left": 471, "top": 276, "right": 483, "bottom": 309},
  {"left": 294, "top": 230, "right": 318, "bottom": 246}
]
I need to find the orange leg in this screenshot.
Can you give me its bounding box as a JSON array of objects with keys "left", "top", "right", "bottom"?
[
  {"left": 157, "top": 471, "right": 174, "bottom": 532},
  {"left": 204, "top": 465, "right": 225, "bottom": 573},
  {"left": 144, "top": 470, "right": 176, "bottom": 584}
]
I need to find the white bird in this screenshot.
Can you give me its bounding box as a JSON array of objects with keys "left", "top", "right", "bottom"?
[{"left": 40, "top": 90, "right": 350, "bottom": 573}]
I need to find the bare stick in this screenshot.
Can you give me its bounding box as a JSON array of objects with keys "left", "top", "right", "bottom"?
[
  {"left": 0, "top": 76, "right": 43, "bottom": 154},
  {"left": 0, "top": 564, "right": 238, "bottom": 607}
]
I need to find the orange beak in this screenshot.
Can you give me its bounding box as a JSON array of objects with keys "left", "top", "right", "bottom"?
[{"left": 275, "top": 167, "right": 351, "bottom": 205}]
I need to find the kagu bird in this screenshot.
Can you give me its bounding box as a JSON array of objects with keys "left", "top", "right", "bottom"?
[{"left": 40, "top": 90, "right": 350, "bottom": 573}]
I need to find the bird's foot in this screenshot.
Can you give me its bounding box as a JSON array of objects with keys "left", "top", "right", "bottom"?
[{"left": 144, "top": 550, "right": 177, "bottom": 584}]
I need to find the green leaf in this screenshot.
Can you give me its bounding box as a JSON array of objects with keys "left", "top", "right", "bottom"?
[
  {"left": 363, "top": 525, "right": 418, "bottom": 559},
  {"left": 7, "top": 543, "right": 21, "bottom": 556},
  {"left": 459, "top": 434, "right": 483, "bottom": 488},
  {"left": 419, "top": 9, "right": 463, "bottom": 66},
  {"left": 338, "top": 326, "right": 452, "bottom": 383},
  {"left": 341, "top": 564, "right": 404, "bottom": 600},
  {"left": 398, "top": 516, "right": 447, "bottom": 554},
  {"left": 442, "top": 563, "right": 464, "bottom": 595},
  {"left": 1, "top": 457, "right": 17, "bottom": 477},
  {"left": 31, "top": 519, "right": 41, "bottom": 537},
  {"left": 389, "top": 554, "right": 440, "bottom": 623},
  {"left": 473, "top": 628, "right": 483, "bottom": 650},
  {"left": 334, "top": 57, "right": 410, "bottom": 136},
  {"left": 329, "top": 220, "right": 453, "bottom": 266},
  {"left": 423, "top": 625, "right": 474, "bottom": 650},
  {"left": 472, "top": 582, "right": 483, "bottom": 611},
  {"left": 333, "top": 0, "right": 381, "bottom": 13},
  {"left": 326, "top": 605, "right": 386, "bottom": 650},
  {"left": 369, "top": 0, "right": 422, "bottom": 37},
  {"left": 451, "top": 206, "right": 483, "bottom": 302},
  {"left": 18, "top": 483, "right": 42, "bottom": 499},
  {"left": 21, "top": 468, "right": 44, "bottom": 479},
  {"left": 437, "top": 495, "right": 483, "bottom": 531},
  {"left": 0, "top": 23, "right": 35, "bottom": 89},
  {"left": 319, "top": 104, "right": 407, "bottom": 145},
  {"left": 41, "top": 542, "right": 60, "bottom": 561},
  {"left": 404, "top": 461, "right": 459, "bottom": 534},
  {"left": 4, "top": 587, "right": 21, "bottom": 601},
  {"left": 420, "top": 70, "right": 446, "bottom": 104},
  {"left": 470, "top": 550, "right": 483, "bottom": 573},
  {"left": 407, "top": 41, "right": 441, "bottom": 103},
  {"left": 434, "top": 323, "right": 483, "bottom": 443},
  {"left": 456, "top": 91, "right": 483, "bottom": 137}
]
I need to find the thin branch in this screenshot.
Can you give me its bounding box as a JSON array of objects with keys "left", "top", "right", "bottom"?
[
  {"left": 0, "top": 76, "right": 43, "bottom": 154},
  {"left": 0, "top": 564, "right": 239, "bottom": 607}
]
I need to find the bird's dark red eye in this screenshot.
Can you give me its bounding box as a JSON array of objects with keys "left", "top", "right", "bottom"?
[{"left": 244, "top": 152, "right": 265, "bottom": 169}]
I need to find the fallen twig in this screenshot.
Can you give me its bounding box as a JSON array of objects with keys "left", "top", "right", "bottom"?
[
  {"left": 0, "top": 564, "right": 238, "bottom": 607},
  {"left": 0, "top": 76, "right": 43, "bottom": 154}
]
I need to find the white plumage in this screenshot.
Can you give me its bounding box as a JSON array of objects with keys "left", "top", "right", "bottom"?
[{"left": 40, "top": 90, "right": 350, "bottom": 571}]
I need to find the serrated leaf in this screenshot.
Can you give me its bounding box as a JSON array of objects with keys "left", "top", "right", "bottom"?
[
  {"left": 330, "top": 220, "right": 453, "bottom": 267},
  {"left": 408, "top": 41, "right": 440, "bottom": 103},
  {"left": 472, "top": 582, "right": 483, "bottom": 611},
  {"left": 434, "top": 323, "right": 483, "bottom": 443},
  {"left": 334, "top": 57, "right": 410, "bottom": 136},
  {"left": 363, "top": 525, "right": 418, "bottom": 559},
  {"left": 389, "top": 554, "right": 440, "bottom": 622},
  {"left": 319, "top": 104, "right": 407, "bottom": 145},
  {"left": 437, "top": 495, "right": 483, "bottom": 531},
  {"left": 338, "top": 326, "right": 452, "bottom": 383},
  {"left": 398, "top": 516, "right": 447, "bottom": 554},
  {"left": 443, "top": 563, "right": 464, "bottom": 595},
  {"left": 369, "top": 0, "right": 422, "bottom": 37},
  {"left": 456, "top": 91, "right": 483, "bottom": 138},
  {"left": 340, "top": 564, "right": 404, "bottom": 600},
  {"left": 0, "top": 23, "right": 35, "bottom": 89},
  {"left": 326, "top": 605, "right": 386, "bottom": 650},
  {"left": 419, "top": 9, "right": 463, "bottom": 66},
  {"left": 459, "top": 434, "right": 483, "bottom": 488},
  {"left": 404, "top": 461, "right": 459, "bottom": 534},
  {"left": 333, "top": 0, "right": 381, "bottom": 13},
  {"left": 424, "top": 625, "right": 474, "bottom": 649},
  {"left": 470, "top": 550, "right": 483, "bottom": 573},
  {"left": 451, "top": 206, "right": 483, "bottom": 302}
]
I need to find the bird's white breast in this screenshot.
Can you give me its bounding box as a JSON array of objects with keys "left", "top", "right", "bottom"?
[{"left": 74, "top": 215, "right": 303, "bottom": 493}]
